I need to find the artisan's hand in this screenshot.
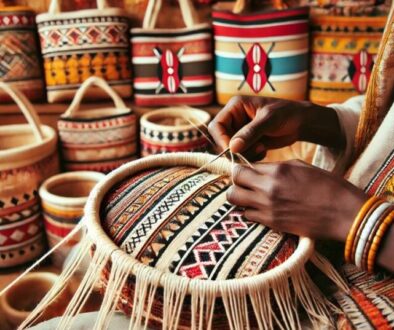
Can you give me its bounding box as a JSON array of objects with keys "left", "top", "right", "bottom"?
[
  {"left": 227, "top": 160, "right": 368, "bottom": 241},
  {"left": 208, "top": 96, "right": 344, "bottom": 161}
]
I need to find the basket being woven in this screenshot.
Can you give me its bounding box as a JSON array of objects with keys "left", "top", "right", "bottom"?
[{"left": 19, "top": 153, "right": 339, "bottom": 330}]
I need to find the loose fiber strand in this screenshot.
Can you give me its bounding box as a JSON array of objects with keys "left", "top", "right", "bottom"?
[{"left": 18, "top": 237, "right": 92, "bottom": 329}]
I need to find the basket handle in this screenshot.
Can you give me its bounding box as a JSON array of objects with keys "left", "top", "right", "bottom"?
[
  {"left": 232, "top": 0, "right": 285, "bottom": 13},
  {"left": 63, "top": 76, "right": 128, "bottom": 117},
  {"left": 0, "top": 82, "right": 44, "bottom": 142},
  {"left": 142, "top": 0, "right": 198, "bottom": 29},
  {"left": 48, "top": 0, "right": 109, "bottom": 14}
]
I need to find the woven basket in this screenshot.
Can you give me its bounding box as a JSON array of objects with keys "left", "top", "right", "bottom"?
[
  {"left": 0, "top": 82, "right": 58, "bottom": 270},
  {"left": 131, "top": 0, "right": 214, "bottom": 107},
  {"left": 213, "top": 0, "right": 310, "bottom": 105},
  {"left": 0, "top": 6, "right": 44, "bottom": 102},
  {"left": 19, "top": 153, "right": 343, "bottom": 330},
  {"left": 36, "top": 0, "right": 132, "bottom": 103},
  {"left": 309, "top": 14, "right": 387, "bottom": 105},
  {"left": 140, "top": 107, "right": 211, "bottom": 157},
  {"left": 39, "top": 171, "right": 105, "bottom": 267},
  {"left": 57, "top": 76, "right": 137, "bottom": 173}
]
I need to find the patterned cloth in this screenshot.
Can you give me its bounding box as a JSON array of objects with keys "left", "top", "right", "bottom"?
[{"left": 100, "top": 166, "right": 298, "bottom": 327}]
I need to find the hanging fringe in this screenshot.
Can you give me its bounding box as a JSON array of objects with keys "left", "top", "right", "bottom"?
[
  {"left": 311, "top": 252, "right": 349, "bottom": 293},
  {"left": 18, "top": 235, "right": 92, "bottom": 329},
  {"left": 190, "top": 280, "right": 216, "bottom": 330}
]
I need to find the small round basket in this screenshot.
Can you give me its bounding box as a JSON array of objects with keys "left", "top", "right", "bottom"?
[{"left": 140, "top": 107, "right": 211, "bottom": 157}]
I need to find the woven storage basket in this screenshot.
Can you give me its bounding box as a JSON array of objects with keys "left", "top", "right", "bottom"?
[
  {"left": 19, "top": 153, "right": 343, "bottom": 330},
  {"left": 58, "top": 77, "right": 137, "bottom": 173},
  {"left": 309, "top": 14, "right": 387, "bottom": 105},
  {"left": 0, "top": 6, "right": 44, "bottom": 102},
  {"left": 213, "top": 0, "right": 310, "bottom": 105},
  {"left": 0, "top": 82, "right": 58, "bottom": 270},
  {"left": 39, "top": 171, "right": 105, "bottom": 267},
  {"left": 140, "top": 107, "right": 211, "bottom": 157},
  {"left": 131, "top": 0, "right": 214, "bottom": 107},
  {"left": 36, "top": 0, "right": 132, "bottom": 103}
]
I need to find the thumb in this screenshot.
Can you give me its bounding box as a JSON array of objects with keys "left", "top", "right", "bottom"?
[{"left": 229, "top": 112, "right": 270, "bottom": 153}]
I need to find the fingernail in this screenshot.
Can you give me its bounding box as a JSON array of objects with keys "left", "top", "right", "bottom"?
[{"left": 230, "top": 138, "right": 245, "bottom": 153}]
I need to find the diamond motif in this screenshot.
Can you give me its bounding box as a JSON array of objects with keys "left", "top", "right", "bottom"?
[
  {"left": 0, "top": 234, "right": 7, "bottom": 245},
  {"left": 10, "top": 230, "right": 25, "bottom": 242},
  {"left": 11, "top": 197, "right": 19, "bottom": 205},
  {"left": 27, "top": 224, "right": 38, "bottom": 235}
]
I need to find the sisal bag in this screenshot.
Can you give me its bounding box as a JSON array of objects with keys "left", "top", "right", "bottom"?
[
  {"left": 0, "top": 6, "right": 44, "bottom": 102},
  {"left": 140, "top": 107, "right": 211, "bottom": 157},
  {"left": 131, "top": 0, "right": 214, "bottom": 107},
  {"left": 309, "top": 14, "right": 387, "bottom": 105},
  {"left": 0, "top": 82, "right": 58, "bottom": 270},
  {"left": 36, "top": 0, "right": 132, "bottom": 103},
  {"left": 213, "top": 1, "right": 310, "bottom": 105},
  {"left": 17, "top": 153, "right": 348, "bottom": 330},
  {"left": 58, "top": 77, "right": 138, "bottom": 173}
]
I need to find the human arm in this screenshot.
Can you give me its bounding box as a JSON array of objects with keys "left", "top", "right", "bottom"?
[{"left": 227, "top": 161, "right": 394, "bottom": 273}]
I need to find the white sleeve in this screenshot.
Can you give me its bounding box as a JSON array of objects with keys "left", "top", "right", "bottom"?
[{"left": 312, "top": 95, "right": 364, "bottom": 174}]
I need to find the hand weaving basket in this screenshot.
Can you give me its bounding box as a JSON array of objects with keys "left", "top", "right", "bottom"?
[
  {"left": 213, "top": 0, "right": 310, "bottom": 105},
  {"left": 0, "top": 6, "right": 44, "bottom": 102},
  {"left": 140, "top": 107, "right": 211, "bottom": 157},
  {"left": 36, "top": 0, "right": 132, "bottom": 103},
  {"left": 0, "top": 82, "right": 58, "bottom": 270},
  {"left": 131, "top": 0, "right": 214, "bottom": 106},
  {"left": 309, "top": 14, "right": 387, "bottom": 105},
  {"left": 57, "top": 77, "right": 137, "bottom": 173},
  {"left": 19, "top": 153, "right": 340, "bottom": 330}
]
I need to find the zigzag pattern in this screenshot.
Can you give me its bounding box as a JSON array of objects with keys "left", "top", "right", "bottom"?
[
  {"left": 39, "top": 21, "right": 129, "bottom": 51},
  {"left": 177, "top": 211, "right": 251, "bottom": 279},
  {"left": 141, "top": 126, "right": 203, "bottom": 143},
  {"left": 139, "top": 177, "right": 230, "bottom": 265},
  {"left": 121, "top": 173, "right": 213, "bottom": 254}
]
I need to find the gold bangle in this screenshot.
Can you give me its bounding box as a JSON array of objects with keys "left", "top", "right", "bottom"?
[
  {"left": 367, "top": 209, "right": 394, "bottom": 272},
  {"left": 344, "top": 196, "right": 380, "bottom": 263}
]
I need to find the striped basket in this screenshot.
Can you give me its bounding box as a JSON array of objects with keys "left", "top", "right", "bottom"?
[
  {"left": 0, "top": 82, "right": 58, "bottom": 270},
  {"left": 131, "top": 0, "right": 214, "bottom": 107},
  {"left": 213, "top": 1, "right": 310, "bottom": 105},
  {"left": 57, "top": 77, "right": 137, "bottom": 173},
  {"left": 140, "top": 107, "right": 211, "bottom": 157},
  {"left": 36, "top": 0, "right": 132, "bottom": 103},
  {"left": 309, "top": 15, "right": 387, "bottom": 105}
]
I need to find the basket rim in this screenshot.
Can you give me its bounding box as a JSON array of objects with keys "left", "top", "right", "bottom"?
[
  {"left": 140, "top": 107, "right": 211, "bottom": 133},
  {"left": 0, "top": 124, "right": 57, "bottom": 170},
  {"left": 36, "top": 7, "right": 129, "bottom": 23},
  {"left": 84, "top": 152, "right": 314, "bottom": 295},
  {"left": 39, "top": 171, "right": 105, "bottom": 207}
]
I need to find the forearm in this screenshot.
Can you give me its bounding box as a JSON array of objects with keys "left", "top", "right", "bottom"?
[
  {"left": 300, "top": 102, "right": 346, "bottom": 149},
  {"left": 376, "top": 223, "right": 394, "bottom": 273}
]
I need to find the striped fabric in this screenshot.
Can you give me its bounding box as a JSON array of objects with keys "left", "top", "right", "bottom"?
[
  {"left": 130, "top": 24, "right": 214, "bottom": 106},
  {"left": 213, "top": 6, "right": 310, "bottom": 105}
]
